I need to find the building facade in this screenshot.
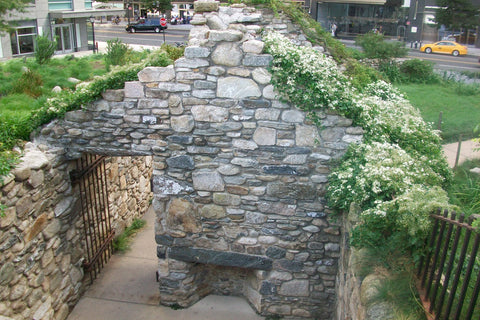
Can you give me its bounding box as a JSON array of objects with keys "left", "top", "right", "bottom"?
[
  {"left": 307, "top": 0, "right": 409, "bottom": 39},
  {"left": 306, "top": 0, "right": 479, "bottom": 46},
  {"left": 1, "top": 0, "right": 123, "bottom": 60}
]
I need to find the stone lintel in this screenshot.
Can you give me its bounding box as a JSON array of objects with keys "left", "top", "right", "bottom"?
[{"left": 167, "top": 247, "right": 273, "bottom": 270}]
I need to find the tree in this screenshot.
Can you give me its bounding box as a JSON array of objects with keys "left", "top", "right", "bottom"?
[
  {"left": 142, "top": 0, "right": 172, "bottom": 16},
  {"left": 0, "top": 0, "right": 32, "bottom": 33},
  {"left": 435, "top": 0, "right": 479, "bottom": 31},
  {"left": 35, "top": 35, "right": 56, "bottom": 64}
]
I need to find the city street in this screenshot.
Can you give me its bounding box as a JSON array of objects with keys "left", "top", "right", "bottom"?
[
  {"left": 93, "top": 23, "right": 479, "bottom": 72},
  {"left": 94, "top": 23, "right": 190, "bottom": 47},
  {"left": 407, "top": 49, "right": 480, "bottom": 72}
]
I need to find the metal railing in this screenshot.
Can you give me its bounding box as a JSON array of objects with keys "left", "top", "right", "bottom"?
[{"left": 417, "top": 209, "right": 480, "bottom": 320}]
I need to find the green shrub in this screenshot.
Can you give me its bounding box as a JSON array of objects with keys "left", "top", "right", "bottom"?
[
  {"left": 160, "top": 43, "right": 185, "bottom": 61},
  {"left": 399, "top": 59, "right": 437, "bottom": 83},
  {"left": 345, "top": 59, "right": 381, "bottom": 90},
  {"left": 12, "top": 69, "right": 43, "bottom": 97},
  {"left": 0, "top": 151, "right": 19, "bottom": 184},
  {"left": 378, "top": 60, "right": 402, "bottom": 83},
  {"left": 113, "top": 218, "right": 146, "bottom": 252},
  {"left": 35, "top": 35, "right": 56, "bottom": 65},
  {"left": 30, "top": 49, "right": 172, "bottom": 130},
  {"left": 355, "top": 32, "right": 408, "bottom": 60},
  {"left": 104, "top": 39, "right": 131, "bottom": 69},
  {"left": 452, "top": 82, "right": 480, "bottom": 96}
]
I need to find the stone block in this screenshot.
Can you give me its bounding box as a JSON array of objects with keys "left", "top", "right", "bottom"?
[
  {"left": 191, "top": 105, "right": 229, "bottom": 122},
  {"left": 171, "top": 115, "right": 194, "bottom": 133},
  {"left": 253, "top": 127, "right": 276, "bottom": 145},
  {"left": 192, "top": 171, "right": 224, "bottom": 191},
  {"left": 101, "top": 89, "right": 124, "bottom": 101},
  {"left": 209, "top": 30, "right": 243, "bottom": 42},
  {"left": 296, "top": 125, "right": 321, "bottom": 147},
  {"left": 138, "top": 66, "right": 175, "bottom": 82},
  {"left": 166, "top": 155, "right": 195, "bottom": 169},
  {"left": 184, "top": 46, "right": 211, "bottom": 58},
  {"left": 199, "top": 204, "right": 226, "bottom": 219},
  {"left": 212, "top": 43, "right": 242, "bottom": 66},
  {"left": 279, "top": 280, "right": 309, "bottom": 297},
  {"left": 168, "top": 247, "right": 273, "bottom": 270},
  {"left": 194, "top": 0, "right": 219, "bottom": 12},
  {"left": 217, "top": 77, "right": 261, "bottom": 99},
  {"left": 166, "top": 198, "right": 200, "bottom": 233},
  {"left": 243, "top": 54, "right": 273, "bottom": 67},
  {"left": 242, "top": 40, "right": 264, "bottom": 54},
  {"left": 252, "top": 68, "right": 271, "bottom": 85},
  {"left": 213, "top": 193, "right": 241, "bottom": 206},
  {"left": 124, "top": 81, "right": 144, "bottom": 98}
]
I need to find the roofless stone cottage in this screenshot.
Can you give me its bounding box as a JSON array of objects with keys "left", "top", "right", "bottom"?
[{"left": 1, "top": 1, "right": 364, "bottom": 319}]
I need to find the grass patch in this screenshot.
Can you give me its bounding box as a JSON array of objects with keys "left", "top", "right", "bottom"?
[
  {"left": 113, "top": 218, "right": 147, "bottom": 253},
  {"left": 448, "top": 159, "right": 480, "bottom": 216},
  {"left": 396, "top": 83, "right": 480, "bottom": 143},
  {"left": 355, "top": 248, "right": 427, "bottom": 320}
]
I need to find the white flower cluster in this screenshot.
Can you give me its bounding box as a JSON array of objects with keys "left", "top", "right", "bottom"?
[
  {"left": 362, "top": 185, "right": 454, "bottom": 237},
  {"left": 328, "top": 142, "right": 444, "bottom": 210},
  {"left": 263, "top": 29, "right": 452, "bottom": 250},
  {"left": 263, "top": 31, "right": 355, "bottom": 111}
]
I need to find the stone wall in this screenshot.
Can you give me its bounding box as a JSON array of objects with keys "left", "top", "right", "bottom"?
[
  {"left": 0, "top": 143, "right": 152, "bottom": 320},
  {"left": 336, "top": 204, "right": 396, "bottom": 320},
  {"left": 31, "top": 1, "right": 363, "bottom": 318}
]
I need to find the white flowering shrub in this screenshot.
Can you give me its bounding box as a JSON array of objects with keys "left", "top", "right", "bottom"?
[
  {"left": 263, "top": 31, "right": 356, "bottom": 119},
  {"left": 264, "top": 31, "right": 453, "bottom": 254},
  {"left": 327, "top": 142, "right": 445, "bottom": 211},
  {"left": 351, "top": 185, "right": 455, "bottom": 257}
]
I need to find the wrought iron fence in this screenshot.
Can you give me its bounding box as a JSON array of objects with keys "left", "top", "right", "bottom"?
[{"left": 417, "top": 208, "right": 480, "bottom": 320}]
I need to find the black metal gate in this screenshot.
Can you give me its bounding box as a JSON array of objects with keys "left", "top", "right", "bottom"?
[{"left": 71, "top": 154, "right": 115, "bottom": 283}]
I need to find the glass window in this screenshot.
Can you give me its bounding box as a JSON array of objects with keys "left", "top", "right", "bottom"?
[
  {"left": 85, "top": 0, "right": 92, "bottom": 9},
  {"left": 10, "top": 26, "right": 37, "bottom": 55},
  {"left": 48, "top": 0, "right": 72, "bottom": 10}
]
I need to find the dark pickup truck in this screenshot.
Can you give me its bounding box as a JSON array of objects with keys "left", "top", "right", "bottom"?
[{"left": 125, "top": 19, "right": 167, "bottom": 33}]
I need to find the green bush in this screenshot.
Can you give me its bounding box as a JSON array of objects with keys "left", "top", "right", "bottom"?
[
  {"left": 35, "top": 35, "right": 56, "bottom": 65},
  {"left": 378, "top": 60, "right": 402, "bottom": 83},
  {"left": 345, "top": 59, "right": 381, "bottom": 90},
  {"left": 452, "top": 82, "right": 480, "bottom": 96},
  {"left": 399, "top": 59, "right": 437, "bottom": 83},
  {"left": 104, "top": 39, "right": 131, "bottom": 69},
  {"left": 113, "top": 218, "right": 147, "bottom": 252},
  {"left": 12, "top": 69, "right": 43, "bottom": 97},
  {"left": 160, "top": 43, "right": 185, "bottom": 61},
  {"left": 355, "top": 32, "right": 408, "bottom": 60}
]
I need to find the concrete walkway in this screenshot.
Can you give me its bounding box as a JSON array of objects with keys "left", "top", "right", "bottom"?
[
  {"left": 442, "top": 139, "right": 480, "bottom": 168},
  {"left": 66, "top": 207, "right": 264, "bottom": 320}
]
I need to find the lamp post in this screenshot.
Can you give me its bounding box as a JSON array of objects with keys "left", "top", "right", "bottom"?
[{"left": 89, "top": 16, "right": 96, "bottom": 53}]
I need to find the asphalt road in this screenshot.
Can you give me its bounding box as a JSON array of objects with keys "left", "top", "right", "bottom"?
[
  {"left": 341, "top": 40, "right": 479, "bottom": 72},
  {"left": 95, "top": 24, "right": 190, "bottom": 47},
  {"left": 94, "top": 26, "right": 479, "bottom": 72},
  {"left": 407, "top": 50, "right": 480, "bottom": 72}
]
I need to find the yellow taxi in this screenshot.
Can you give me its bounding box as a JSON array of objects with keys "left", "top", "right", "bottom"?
[{"left": 420, "top": 41, "right": 468, "bottom": 56}]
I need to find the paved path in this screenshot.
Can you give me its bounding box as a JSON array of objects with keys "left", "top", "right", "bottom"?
[
  {"left": 66, "top": 207, "right": 264, "bottom": 320},
  {"left": 442, "top": 139, "right": 480, "bottom": 168}
]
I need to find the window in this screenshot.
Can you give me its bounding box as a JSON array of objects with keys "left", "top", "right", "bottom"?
[
  {"left": 85, "top": 0, "right": 92, "bottom": 9},
  {"left": 48, "top": 0, "right": 72, "bottom": 10},
  {"left": 10, "top": 26, "right": 36, "bottom": 55}
]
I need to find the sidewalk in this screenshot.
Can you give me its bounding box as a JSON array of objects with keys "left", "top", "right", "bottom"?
[
  {"left": 66, "top": 207, "right": 264, "bottom": 320},
  {"left": 442, "top": 139, "right": 480, "bottom": 168}
]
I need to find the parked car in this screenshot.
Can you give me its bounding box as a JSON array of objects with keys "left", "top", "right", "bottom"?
[
  {"left": 125, "top": 19, "right": 167, "bottom": 33},
  {"left": 420, "top": 41, "right": 468, "bottom": 56}
]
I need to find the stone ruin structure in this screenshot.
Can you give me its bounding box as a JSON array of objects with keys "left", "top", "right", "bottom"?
[{"left": 2, "top": 1, "right": 364, "bottom": 319}]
